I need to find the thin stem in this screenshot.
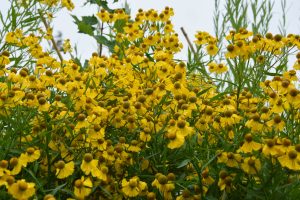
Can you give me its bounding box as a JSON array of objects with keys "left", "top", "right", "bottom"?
[
  {"left": 38, "top": 10, "right": 63, "bottom": 63},
  {"left": 180, "top": 27, "right": 196, "bottom": 54}
]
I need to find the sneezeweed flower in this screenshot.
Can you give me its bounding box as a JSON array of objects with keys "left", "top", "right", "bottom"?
[
  {"left": 74, "top": 177, "right": 93, "bottom": 199},
  {"left": 225, "top": 44, "right": 238, "bottom": 58},
  {"left": 266, "top": 114, "right": 285, "bottom": 131},
  {"left": 201, "top": 172, "right": 214, "bottom": 192},
  {"left": 166, "top": 131, "right": 185, "bottom": 149},
  {"left": 208, "top": 62, "right": 217, "bottom": 73},
  {"left": 63, "top": 39, "right": 72, "bottom": 53},
  {"left": 293, "top": 59, "right": 300, "bottom": 70},
  {"left": 0, "top": 174, "right": 14, "bottom": 188},
  {"left": 61, "top": 0, "right": 75, "bottom": 10},
  {"left": 239, "top": 133, "right": 262, "bottom": 153},
  {"left": 55, "top": 160, "right": 74, "bottom": 179},
  {"left": 37, "top": 96, "right": 50, "bottom": 112},
  {"left": 214, "top": 63, "right": 228, "bottom": 74},
  {"left": 241, "top": 156, "right": 261, "bottom": 175},
  {"left": 128, "top": 140, "right": 142, "bottom": 152},
  {"left": 8, "top": 179, "right": 35, "bottom": 200},
  {"left": 80, "top": 153, "right": 101, "bottom": 177},
  {"left": 10, "top": 156, "right": 27, "bottom": 175},
  {"left": 121, "top": 176, "right": 147, "bottom": 197},
  {"left": 262, "top": 139, "right": 280, "bottom": 156},
  {"left": 283, "top": 70, "right": 298, "bottom": 81},
  {"left": 287, "top": 88, "right": 300, "bottom": 108},
  {"left": 0, "top": 160, "right": 10, "bottom": 176},
  {"left": 152, "top": 173, "right": 175, "bottom": 197},
  {"left": 22, "top": 147, "right": 40, "bottom": 163},
  {"left": 75, "top": 113, "right": 90, "bottom": 131},
  {"left": 44, "top": 194, "right": 56, "bottom": 200},
  {"left": 218, "top": 170, "right": 235, "bottom": 192},
  {"left": 206, "top": 43, "right": 218, "bottom": 56},
  {"left": 217, "top": 152, "right": 242, "bottom": 168},
  {"left": 278, "top": 149, "right": 300, "bottom": 171}
]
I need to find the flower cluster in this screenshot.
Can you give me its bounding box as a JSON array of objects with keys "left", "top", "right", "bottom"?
[{"left": 1, "top": 1, "right": 300, "bottom": 200}]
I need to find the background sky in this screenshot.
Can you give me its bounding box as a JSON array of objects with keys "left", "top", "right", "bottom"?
[{"left": 1, "top": 0, "right": 300, "bottom": 61}]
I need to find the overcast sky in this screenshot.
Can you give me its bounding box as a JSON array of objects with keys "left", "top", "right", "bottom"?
[{"left": 1, "top": 0, "right": 300, "bottom": 60}]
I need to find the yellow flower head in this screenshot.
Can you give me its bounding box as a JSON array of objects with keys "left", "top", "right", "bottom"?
[{"left": 8, "top": 180, "right": 35, "bottom": 200}]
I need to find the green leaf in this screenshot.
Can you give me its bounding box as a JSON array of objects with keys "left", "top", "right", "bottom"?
[
  {"left": 82, "top": 15, "right": 98, "bottom": 26},
  {"left": 197, "top": 87, "right": 212, "bottom": 97},
  {"left": 177, "top": 159, "right": 191, "bottom": 168},
  {"left": 113, "top": 19, "right": 126, "bottom": 33},
  {"left": 23, "top": 16, "right": 39, "bottom": 23},
  {"left": 72, "top": 15, "right": 95, "bottom": 36},
  {"left": 86, "top": 0, "right": 113, "bottom": 12},
  {"left": 51, "top": 183, "right": 68, "bottom": 195},
  {"left": 11, "top": 5, "right": 16, "bottom": 30},
  {"left": 209, "top": 91, "right": 229, "bottom": 102},
  {"left": 94, "top": 35, "right": 116, "bottom": 52},
  {"left": 263, "top": 71, "right": 281, "bottom": 76}
]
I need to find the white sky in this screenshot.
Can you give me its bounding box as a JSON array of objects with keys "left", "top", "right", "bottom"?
[{"left": 1, "top": 0, "right": 300, "bottom": 60}]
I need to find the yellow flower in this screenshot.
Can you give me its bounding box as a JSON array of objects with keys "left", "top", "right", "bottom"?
[
  {"left": 8, "top": 180, "right": 35, "bottom": 200},
  {"left": 80, "top": 153, "right": 101, "bottom": 178},
  {"left": 225, "top": 44, "right": 238, "bottom": 58},
  {"left": 217, "top": 152, "right": 241, "bottom": 168},
  {"left": 0, "top": 174, "right": 14, "bottom": 188},
  {"left": 218, "top": 170, "right": 235, "bottom": 192},
  {"left": 214, "top": 63, "right": 228, "bottom": 74},
  {"left": 239, "top": 134, "right": 262, "bottom": 153},
  {"left": 55, "top": 160, "right": 74, "bottom": 179},
  {"left": 121, "top": 176, "right": 147, "bottom": 197},
  {"left": 62, "top": 39, "right": 72, "bottom": 53},
  {"left": 266, "top": 115, "right": 285, "bottom": 131},
  {"left": 23, "top": 147, "right": 40, "bottom": 163},
  {"left": 262, "top": 139, "right": 280, "bottom": 156},
  {"left": 61, "top": 0, "right": 74, "bottom": 10},
  {"left": 152, "top": 174, "right": 175, "bottom": 198},
  {"left": 278, "top": 149, "right": 300, "bottom": 171},
  {"left": 166, "top": 131, "right": 185, "bottom": 149},
  {"left": 10, "top": 156, "right": 27, "bottom": 175},
  {"left": 74, "top": 177, "right": 93, "bottom": 199},
  {"left": 206, "top": 44, "right": 218, "bottom": 56},
  {"left": 0, "top": 160, "right": 10, "bottom": 176},
  {"left": 241, "top": 156, "right": 261, "bottom": 175}
]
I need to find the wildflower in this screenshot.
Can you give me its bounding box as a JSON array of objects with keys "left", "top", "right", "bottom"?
[
  {"left": 206, "top": 44, "right": 218, "bottom": 56},
  {"left": 62, "top": 39, "right": 72, "bottom": 53},
  {"left": 0, "top": 160, "right": 10, "bottom": 176},
  {"left": 218, "top": 170, "right": 235, "bottom": 192},
  {"left": 80, "top": 153, "right": 101, "bottom": 177},
  {"left": 241, "top": 156, "right": 261, "bottom": 175},
  {"left": 55, "top": 160, "right": 74, "bottom": 179},
  {"left": 74, "top": 177, "right": 93, "bottom": 199},
  {"left": 225, "top": 44, "right": 238, "bottom": 58},
  {"left": 0, "top": 174, "right": 14, "bottom": 188},
  {"left": 44, "top": 194, "right": 56, "bottom": 200},
  {"left": 8, "top": 180, "right": 35, "bottom": 200},
  {"left": 166, "top": 131, "right": 185, "bottom": 149},
  {"left": 10, "top": 156, "right": 27, "bottom": 175},
  {"left": 262, "top": 139, "right": 280, "bottom": 156},
  {"left": 278, "top": 149, "right": 300, "bottom": 170},
  {"left": 152, "top": 173, "right": 175, "bottom": 197},
  {"left": 266, "top": 114, "right": 285, "bottom": 131},
  {"left": 61, "top": 0, "right": 75, "bottom": 10},
  {"left": 121, "top": 176, "right": 147, "bottom": 197},
  {"left": 22, "top": 147, "right": 40, "bottom": 163},
  {"left": 214, "top": 63, "right": 228, "bottom": 74},
  {"left": 217, "top": 152, "right": 242, "bottom": 168},
  {"left": 239, "top": 133, "right": 262, "bottom": 153}
]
